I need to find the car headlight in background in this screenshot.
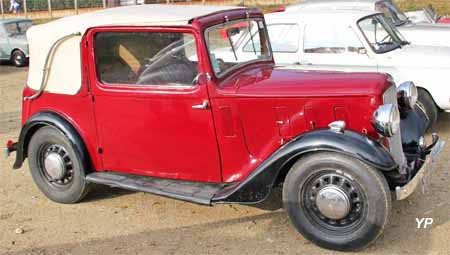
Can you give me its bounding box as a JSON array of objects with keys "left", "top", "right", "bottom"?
[
  {"left": 397, "top": 81, "right": 418, "bottom": 109},
  {"left": 372, "top": 104, "right": 400, "bottom": 137}
]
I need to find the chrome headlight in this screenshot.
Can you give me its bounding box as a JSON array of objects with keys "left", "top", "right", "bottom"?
[
  {"left": 372, "top": 104, "right": 400, "bottom": 137},
  {"left": 397, "top": 81, "right": 418, "bottom": 109}
]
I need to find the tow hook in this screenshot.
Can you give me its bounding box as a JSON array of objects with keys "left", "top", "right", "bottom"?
[{"left": 4, "top": 140, "right": 17, "bottom": 159}]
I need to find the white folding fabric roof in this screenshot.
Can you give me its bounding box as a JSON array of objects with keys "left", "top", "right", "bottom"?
[{"left": 26, "top": 4, "right": 241, "bottom": 94}]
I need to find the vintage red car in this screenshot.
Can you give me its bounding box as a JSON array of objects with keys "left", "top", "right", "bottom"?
[{"left": 4, "top": 4, "right": 443, "bottom": 251}]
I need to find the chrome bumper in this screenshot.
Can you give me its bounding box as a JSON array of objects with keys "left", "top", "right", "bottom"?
[{"left": 395, "top": 136, "right": 445, "bottom": 200}]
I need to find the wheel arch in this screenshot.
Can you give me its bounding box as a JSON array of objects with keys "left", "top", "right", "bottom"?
[
  {"left": 417, "top": 86, "right": 441, "bottom": 111},
  {"left": 212, "top": 129, "right": 397, "bottom": 204},
  {"left": 13, "top": 111, "right": 93, "bottom": 173},
  {"left": 10, "top": 48, "right": 27, "bottom": 59}
]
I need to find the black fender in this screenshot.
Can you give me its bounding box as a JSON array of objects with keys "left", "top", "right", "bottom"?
[
  {"left": 13, "top": 111, "right": 91, "bottom": 172},
  {"left": 212, "top": 129, "right": 397, "bottom": 204},
  {"left": 400, "top": 104, "right": 428, "bottom": 148}
]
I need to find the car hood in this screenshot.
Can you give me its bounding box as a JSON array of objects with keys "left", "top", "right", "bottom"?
[
  {"left": 218, "top": 65, "right": 390, "bottom": 98},
  {"left": 398, "top": 23, "right": 450, "bottom": 47},
  {"left": 383, "top": 44, "right": 450, "bottom": 68}
]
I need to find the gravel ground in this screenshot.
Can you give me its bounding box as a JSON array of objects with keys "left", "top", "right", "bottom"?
[{"left": 0, "top": 65, "right": 449, "bottom": 255}]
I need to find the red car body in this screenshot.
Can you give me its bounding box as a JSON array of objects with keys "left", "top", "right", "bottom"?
[
  {"left": 438, "top": 17, "right": 450, "bottom": 24},
  {"left": 5, "top": 6, "right": 438, "bottom": 251},
  {"left": 19, "top": 11, "right": 391, "bottom": 185}
]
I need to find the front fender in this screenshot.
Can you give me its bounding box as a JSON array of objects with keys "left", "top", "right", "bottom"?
[
  {"left": 212, "top": 129, "right": 397, "bottom": 204},
  {"left": 13, "top": 111, "right": 91, "bottom": 171}
]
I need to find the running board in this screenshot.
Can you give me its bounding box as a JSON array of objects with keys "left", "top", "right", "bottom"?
[{"left": 85, "top": 172, "right": 225, "bottom": 205}]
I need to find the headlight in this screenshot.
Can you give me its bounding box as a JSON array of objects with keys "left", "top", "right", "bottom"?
[
  {"left": 397, "top": 81, "right": 418, "bottom": 109},
  {"left": 372, "top": 104, "right": 400, "bottom": 137}
]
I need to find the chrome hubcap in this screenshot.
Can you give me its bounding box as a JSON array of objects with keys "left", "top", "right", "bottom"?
[
  {"left": 44, "top": 153, "right": 66, "bottom": 180},
  {"left": 303, "top": 171, "right": 365, "bottom": 228},
  {"left": 39, "top": 144, "right": 74, "bottom": 185},
  {"left": 316, "top": 186, "right": 351, "bottom": 220}
]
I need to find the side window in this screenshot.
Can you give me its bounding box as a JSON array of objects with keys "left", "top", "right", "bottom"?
[
  {"left": 260, "top": 24, "right": 299, "bottom": 53},
  {"left": 303, "top": 24, "right": 364, "bottom": 54},
  {"left": 94, "top": 32, "right": 198, "bottom": 86}
]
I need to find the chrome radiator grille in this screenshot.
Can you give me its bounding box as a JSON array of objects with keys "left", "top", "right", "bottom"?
[{"left": 383, "top": 84, "right": 405, "bottom": 173}]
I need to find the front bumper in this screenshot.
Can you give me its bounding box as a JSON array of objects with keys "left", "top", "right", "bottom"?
[{"left": 395, "top": 134, "right": 444, "bottom": 200}]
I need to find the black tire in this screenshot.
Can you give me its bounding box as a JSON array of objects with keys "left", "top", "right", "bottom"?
[
  {"left": 28, "top": 126, "right": 91, "bottom": 204},
  {"left": 282, "top": 152, "right": 391, "bottom": 251},
  {"left": 11, "top": 50, "right": 27, "bottom": 67},
  {"left": 418, "top": 89, "right": 438, "bottom": 130}
]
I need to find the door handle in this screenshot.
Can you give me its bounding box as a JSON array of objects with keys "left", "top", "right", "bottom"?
[
  {"left": 192, "top": 100, "right": 209, "bottom": 110},
  {"left": 295, "top": 60, "right": 312, "bottom": 66}
]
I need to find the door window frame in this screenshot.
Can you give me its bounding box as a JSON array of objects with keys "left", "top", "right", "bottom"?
[{"left": 86, "top": 26, "right": 206, "bottom": 96}]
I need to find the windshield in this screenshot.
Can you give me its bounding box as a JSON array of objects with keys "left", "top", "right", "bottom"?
[
  {"left": 358, "top": 14, "right": 407, "bottom": 53},
  {"left": 4, "top": 21, "right": 32, "bottom": 35},
  {"left": 205, "top": 19, "right": 271, "bottom": 77},
  {"left": 424, "top": 5, "right": 439, "bottom": 23},
  {"left": 375, "top": 1, "right": 409, "bottom": 26}
]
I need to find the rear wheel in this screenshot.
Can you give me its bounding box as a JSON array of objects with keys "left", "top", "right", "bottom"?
[
  {"left": 28, "top": 126, "right": 91, "bottom": 204},
  {"left": 283, "top": 152, "right": 391, "bottom": 251},
  {"left": 11, "top": 50, "right": 27, "bottom": 67},
  {"left": 418, "top": 89, "right": 438, "bottom": 130}
]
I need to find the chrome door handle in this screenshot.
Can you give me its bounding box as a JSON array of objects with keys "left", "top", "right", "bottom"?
[
  {"left": 192, "top": 100, "right": 209, "bottom": 110},
  {"left": 295, "top": 61, "right": 312, "bottom": 66}
]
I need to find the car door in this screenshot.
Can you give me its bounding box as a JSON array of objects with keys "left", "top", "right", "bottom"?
[
  {"left": 0, "top": 25, "right": 11, "bottom": 60},
  {"left": 294, "top": 23, "right": 377, "bottom": 72},
  {"left": 87, "top": 27, "right": 222, "bottom": 183}
]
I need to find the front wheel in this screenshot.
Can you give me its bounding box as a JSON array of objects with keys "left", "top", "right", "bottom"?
[
  {"left": 28, "top": 126, "right": 91, "bottom": 204},
  {"left": 283, "top": 152, "right": 391, "bottom": 251}
]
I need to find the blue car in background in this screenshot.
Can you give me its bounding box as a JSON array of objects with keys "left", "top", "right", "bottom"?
[{"left": 0, "top": 19, "right": 32, "bottom": 67}]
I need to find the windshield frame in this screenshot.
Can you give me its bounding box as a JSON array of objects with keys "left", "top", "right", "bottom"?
[
  {"left": 203, "top": 18, "right": 273, "bottom": 79},
  {"left": 357, "top": 14, "right": 405, "bottom": 54}
]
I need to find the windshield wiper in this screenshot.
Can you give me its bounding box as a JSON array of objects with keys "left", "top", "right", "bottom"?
[{"left": 226, "top": 31, "right": 238, "bottom": 61}]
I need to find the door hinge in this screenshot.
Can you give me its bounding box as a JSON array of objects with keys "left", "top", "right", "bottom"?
[{"left": 91, "top": 95, "right": 95, "bottom": 102}]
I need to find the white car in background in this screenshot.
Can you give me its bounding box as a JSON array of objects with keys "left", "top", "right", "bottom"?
[
  {"left": 256, "top": 10, "right": 450, "bottom": 128},
  {"left": 284, "top": 0, "right": 450, "bottom": 47}
]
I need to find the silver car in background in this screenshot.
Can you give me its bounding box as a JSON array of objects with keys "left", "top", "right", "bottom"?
[{"left": 0, "top": 19, "right": 31, "bottom": 67}]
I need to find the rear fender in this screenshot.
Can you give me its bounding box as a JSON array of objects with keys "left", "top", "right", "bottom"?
[{"left": 13, "top": 111, "right": 91, "bottom": 171}]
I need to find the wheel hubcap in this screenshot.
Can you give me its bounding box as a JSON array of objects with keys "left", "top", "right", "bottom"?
[
  {"left": 44, "top": 153, "right": 66, "bottom": 180},
  {"left": 303, "top": 171, "right": 365, "bottom": 229},
  {"left": 315, "top": 186, "right": 350, "bottom": 220},
  {"left": 39, "top": 144, "right": 74, "bottom": 185}
]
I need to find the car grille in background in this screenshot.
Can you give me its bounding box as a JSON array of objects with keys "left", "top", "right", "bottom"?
[{"left": 383, "top": 84, "right": 406, "bottom": 174}]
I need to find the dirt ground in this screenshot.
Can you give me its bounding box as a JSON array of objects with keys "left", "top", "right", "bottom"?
[{"left": 0, "top": 64, "right": 448, "bottom": 255}]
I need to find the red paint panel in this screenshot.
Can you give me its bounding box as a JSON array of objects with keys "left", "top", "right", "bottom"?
[
  {"left": 21, "top": 87, "right": 102, "bottom": 171},
  {"left": 218, "top": 106, "right": 235, "bottom": 138}
]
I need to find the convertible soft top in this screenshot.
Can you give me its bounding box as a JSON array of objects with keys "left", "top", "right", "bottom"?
[{"left": 26, "top": 4, "right": 242, "bottom": 94}]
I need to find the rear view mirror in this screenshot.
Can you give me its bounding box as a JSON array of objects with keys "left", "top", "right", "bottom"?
[{"left": 227, "top": 27, "right": 240, "bottom": 37}]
